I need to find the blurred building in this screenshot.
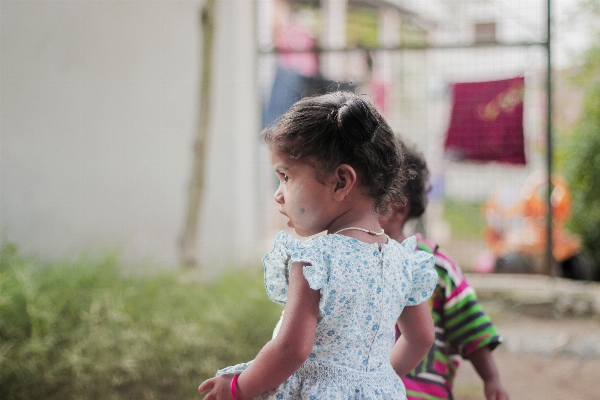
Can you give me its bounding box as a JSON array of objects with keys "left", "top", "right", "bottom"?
[
  {"left": 0, "top": 0, "right": 567, "bottom": 271},
  {"left": 1, "top": 0, "right": 260, "bottom": 272},
  {"left": 258, "top": 0, "right": 551, "bottom": 247}
]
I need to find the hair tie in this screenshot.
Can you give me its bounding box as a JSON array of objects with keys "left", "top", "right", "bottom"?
[
  {"left": 336, "top": 103, "right": 349, "bottom": 133},
  {"left": 328, "top": 108, "right": 338, "bottom": 123},
  {"left": 336, "top": 98, "right": 378, "bottom": 144}
]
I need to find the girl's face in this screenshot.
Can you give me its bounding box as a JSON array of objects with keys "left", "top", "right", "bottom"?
[{"left": 268, "top": 147, "right": 336, "bottom": 237}]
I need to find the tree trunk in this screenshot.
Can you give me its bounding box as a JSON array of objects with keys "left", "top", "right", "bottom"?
[{"left": 179, "top": 0, "right": 216, "bottom": 269}]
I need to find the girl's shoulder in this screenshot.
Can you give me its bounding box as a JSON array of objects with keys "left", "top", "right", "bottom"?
[
  {"left": 386, "top": 236, "right": 436, "bottom": 272},
  {"left": 270, "top": 231, "right": 332, "bottom": 253},
  {"left": 265, "top": 231, "right": 339, "bottom": 271},
  {"left": 268, "top": 232, "right": 382, "bottom": 271},
  {"left": 263, "top": 232, "right": 341, "bottom": 305},
  {"left": 272, "top": 231, "right": 363, "bottom": 251},
  {"left": 269, "top": 231, "right": 421, "bottom": 263},
  {"left": 386, "top": 235, "right": 418, "bottom": 255}
]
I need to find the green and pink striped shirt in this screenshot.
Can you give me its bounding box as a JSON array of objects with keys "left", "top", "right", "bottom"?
[{"left": 400, "top": 235, "right": 502, "bottom": 400}]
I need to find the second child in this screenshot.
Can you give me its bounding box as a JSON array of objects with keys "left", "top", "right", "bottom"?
[{"left": 379, "top": 141, "right": 509, "bottom": 400}]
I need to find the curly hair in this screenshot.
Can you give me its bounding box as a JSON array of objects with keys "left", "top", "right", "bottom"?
[
  {"left": 396, "top": 139, "right": 431, "bottom": 220},
  {"left": 262, "top": 91, "right": 409, "bottom": 214}
]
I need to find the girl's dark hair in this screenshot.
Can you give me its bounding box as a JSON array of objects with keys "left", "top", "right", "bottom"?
[
  {"left": 397, "top": 139, "right": 431, "bottom": 220},
  {"left": 262, "top": 91, "right": 408, "bottom": 214}
]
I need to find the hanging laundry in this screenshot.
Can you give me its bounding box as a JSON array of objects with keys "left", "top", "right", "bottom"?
[
  {"left": 264, "top": 65, "right": 356, "bottom": 128},
  {"left": 444, "top": 77, "right": 526, "bottom": 165}
]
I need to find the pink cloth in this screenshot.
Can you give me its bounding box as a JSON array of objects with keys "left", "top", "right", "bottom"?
[{"left": 275, "top": 23, "right": 318, "bottom": 77}]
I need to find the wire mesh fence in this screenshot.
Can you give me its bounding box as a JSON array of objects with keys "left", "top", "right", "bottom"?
[{"left": 256, "top": 0, "right": 552, "bottom": 272}]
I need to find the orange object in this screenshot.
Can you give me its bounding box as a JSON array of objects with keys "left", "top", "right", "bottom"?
[
  {"left": 483, "top": 172, "right": 579, "bottom": 263},
  {"left": 522, "top": 172, "right": 572, "bottom": 223}
]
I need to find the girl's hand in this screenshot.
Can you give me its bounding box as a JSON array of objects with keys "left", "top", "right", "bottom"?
[
  {"left": 467, "top": 346, "right": 508, "bottom": 400},
  {"left": 198, "top": 374, "right": 235, "bottom": 400},
  {"left": 483, "top": 378, "right": 509, "bottom": 400}
]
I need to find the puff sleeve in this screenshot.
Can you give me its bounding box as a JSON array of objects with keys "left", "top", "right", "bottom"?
[
  {"left": 262, "top": 231, "right": 330, "bottom": 306},
  {"left": 215, "top": 361, "right": 252, "bottom": 376},
  {"left": 400, "top": 236, "right": 437, "bottom": 306}
]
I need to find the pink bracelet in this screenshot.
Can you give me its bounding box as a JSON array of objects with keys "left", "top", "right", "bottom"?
[{"left": 230, "top": 374, "right": 240, "bottom": 400}]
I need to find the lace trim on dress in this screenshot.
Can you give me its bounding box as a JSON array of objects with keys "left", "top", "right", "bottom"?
[{"left": 296, "top": 361, "right": 401, "bottom": 391}]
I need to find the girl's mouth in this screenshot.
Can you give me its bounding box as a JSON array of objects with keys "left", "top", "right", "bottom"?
[{"left": 279, "top": 210, "right": 292, "bottom": 227}]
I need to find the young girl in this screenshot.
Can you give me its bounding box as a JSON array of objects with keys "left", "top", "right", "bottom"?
[{"left": 198, "top": 91, "right": 437, "bottom": 400}]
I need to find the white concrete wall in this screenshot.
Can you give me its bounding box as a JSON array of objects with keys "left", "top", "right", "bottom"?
[{"left": 1, "top": 0, "right": 261, "bottom": 270}]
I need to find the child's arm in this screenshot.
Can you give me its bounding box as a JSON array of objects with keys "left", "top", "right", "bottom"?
[
  {"left": 390, "top": 302, "right": 434, "bottom": 377},
  {"left": 199, "top": 262, "right": 320, "bottom": 400},
  {"left": 467, "top": 346, "right": 509, "bottom": 400}
]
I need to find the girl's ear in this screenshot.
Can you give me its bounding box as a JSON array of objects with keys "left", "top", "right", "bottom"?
[{"left": 332, "top": 164, "right": 357, "bottom": 201}]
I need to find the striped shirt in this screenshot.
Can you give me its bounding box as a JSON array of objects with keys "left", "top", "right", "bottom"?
[{"left": 400, "top": 235, "right": 502, "bottom": 400}]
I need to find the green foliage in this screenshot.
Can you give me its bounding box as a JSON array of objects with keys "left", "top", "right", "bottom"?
[
  {"left": 0, "top": 244, "right": 280, "bottom": 400},
  {"left": 561, "top": 0, "right": 600, "bottom": 267},
  {"left": 443, "top": 199, "right": 485, "bottom": 240},
  {"left": 346, "top": 7, "right": 378, "bottom": 48},
  {"left": 400, "top": 23, "right": 428, "bottom": 48}
]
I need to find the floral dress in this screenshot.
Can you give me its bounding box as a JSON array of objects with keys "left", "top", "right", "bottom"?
[{"left": 216, "top": 231, "right": 437, "bottom": 399}]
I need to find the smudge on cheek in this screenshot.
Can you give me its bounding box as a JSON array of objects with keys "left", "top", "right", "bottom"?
[{"left": 299, "top": 208, "right": 305, "bottom": 214}]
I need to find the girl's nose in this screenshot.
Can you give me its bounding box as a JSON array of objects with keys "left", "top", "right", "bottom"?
[{"left": 274, "top": 186, "right": 284, "bottom": 204}]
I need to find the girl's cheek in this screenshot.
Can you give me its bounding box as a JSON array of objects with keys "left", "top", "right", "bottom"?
[
  {"left": 289, "top": 191, "right": 307, "bottom": 221},
  {"left": 289, "top": 201, "right": 305, "bottom": 220}
]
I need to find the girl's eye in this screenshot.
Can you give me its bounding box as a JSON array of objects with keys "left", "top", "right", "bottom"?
[{"left": 283, "top": 174, "right": 290, "bottom": 183}]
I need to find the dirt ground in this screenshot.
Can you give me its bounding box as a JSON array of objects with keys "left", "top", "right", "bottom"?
[
  {"left": 454, "top": 311, "right": 600, "bottom": 399},
  {"left": 456, "top": 350, "right": 600, "bottom": 400},
  {"left": 442, "top": 238, "right": 600, "bottom": 399}
]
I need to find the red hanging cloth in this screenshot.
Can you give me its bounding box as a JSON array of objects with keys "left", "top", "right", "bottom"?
[{"left": 444, "top": 77, "right": 526, "bottom": 165}]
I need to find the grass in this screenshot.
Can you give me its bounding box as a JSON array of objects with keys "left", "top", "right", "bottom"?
[
  {"left": 0, "top": 243, "right": 281, "bottom": 400},
  {"left": 0, "top": 201, "right": 486, "bottom": 399},
  {"left": 443, "top": 199, "right": 486, "bottom": 240}
]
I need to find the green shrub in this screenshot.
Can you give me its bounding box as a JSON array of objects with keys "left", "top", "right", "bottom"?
[
  {"left": 561, "top": 0, "right": 600, "bottom": 270},
  {"left": 0, "top": 244, "right": 280, "bottom": 399},
  {"left": 563, "top": 85, "right": 600, "bottom": 268},
  {"left": 443, "top": 199, "right": 486, "bottom": 240}
]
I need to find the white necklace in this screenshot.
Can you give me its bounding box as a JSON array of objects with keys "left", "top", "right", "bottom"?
[{"left": 334, "top": 227, "right": 385, "bottom": 236}]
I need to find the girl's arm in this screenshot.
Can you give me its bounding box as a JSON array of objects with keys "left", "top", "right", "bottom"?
[
  {"left": 390, "top": 302, "right": 435, "bottom": 377},
  {"left": 467, "top": 346, "right": 509, "bottom": 400},
  {"left": 199, "top": 262, "right": 320, "bottom": 400}
]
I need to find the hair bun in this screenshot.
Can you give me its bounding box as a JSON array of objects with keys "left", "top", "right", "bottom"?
[{"left": 336, "top": 97, "right": 379, "bottom": 145}]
